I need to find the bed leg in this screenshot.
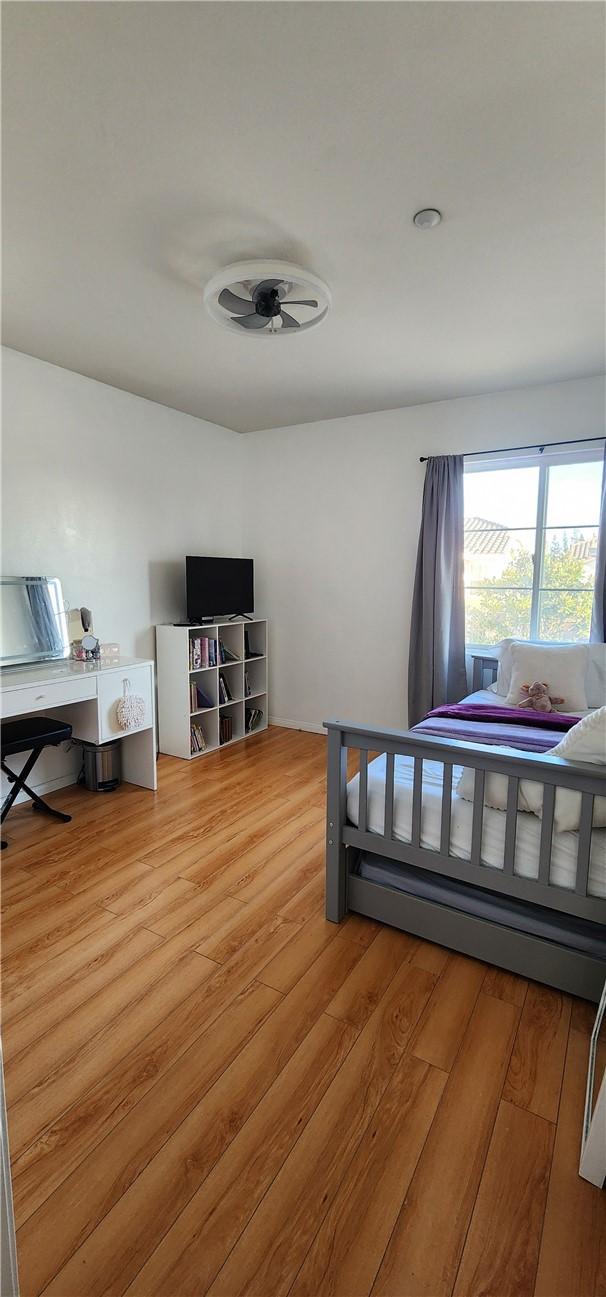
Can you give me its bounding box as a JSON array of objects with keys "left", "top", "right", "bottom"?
[{"left": 326, "top": 727, "right": 348, "bottom": 922}]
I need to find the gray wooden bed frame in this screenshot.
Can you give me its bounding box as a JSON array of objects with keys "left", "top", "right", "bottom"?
[{"left": 325, "top": 660, "right": 606, "bottom": 1002}]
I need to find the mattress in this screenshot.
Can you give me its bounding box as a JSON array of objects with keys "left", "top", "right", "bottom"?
[{"left": 346, "top": 750, "right": 606, "bottom": 900}]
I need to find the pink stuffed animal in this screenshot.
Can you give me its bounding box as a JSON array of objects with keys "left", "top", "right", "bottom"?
[{"left": 517, "top": 681, "right": 565, "bottom": 713}]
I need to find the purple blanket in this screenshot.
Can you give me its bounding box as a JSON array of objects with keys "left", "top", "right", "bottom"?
[
  {"left": 426, "top": 703, "right": 581, "bottom": 731},
  {"left": 415, "top": 702, "right": 582, "bottom": 754}
]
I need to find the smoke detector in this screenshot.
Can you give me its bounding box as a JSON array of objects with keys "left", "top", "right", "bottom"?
[
  {"left": 204, "top": 260, "right": 331, "bottom": 336},
  {"left": 413, "top": 208, "right": 442, "bottom": 229}
]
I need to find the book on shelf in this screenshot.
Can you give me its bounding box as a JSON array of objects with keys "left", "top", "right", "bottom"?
[
  {"left": 244, "top": 630, "right": 263, "bottom": 660},
  {"left": 190, "top": 721, "right": 207, "bottom": 754},
  {"left": 244, "top": 670, "right": 251, "bottom": 698},
  {"left": 189, "top": 636, "right": 217, "bottom": 670},
  {"left": 219, "top": 714, "right": 233, "bottom": 745},
  {"left": 218, "top": 640, "right": 240, "bottom": 664},
  {"left": 245, "top": 706, "right": 264, "bottom": 733},
  {"left": 190, "top": 682, "right": 213, "bottom": 712},
  {"left": 218, "top": 672, "right": 233, "bottom": 704}
]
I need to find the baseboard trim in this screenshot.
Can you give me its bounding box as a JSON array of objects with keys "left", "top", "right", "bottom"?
[
  {"left": 269, "top": 716, "right": 326, "bottom": 736},
  {"left": 7, "top": 771, "right": 79, "bottom": 807}
]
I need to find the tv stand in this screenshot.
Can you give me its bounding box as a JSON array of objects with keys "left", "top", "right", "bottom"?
[
  {"left": 156, "top": 618, "right": 268, "bottom": 759},
  {"left": 228, "top": 612, "right": 253, "bottom": 622}
]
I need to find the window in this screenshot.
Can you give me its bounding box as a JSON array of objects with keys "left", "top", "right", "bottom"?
[{"left": 464, "top": 450, "right": 603, "bottom": 648}]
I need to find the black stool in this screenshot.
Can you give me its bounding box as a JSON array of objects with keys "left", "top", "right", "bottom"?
[{"left": 1, "top": 716, "right": 73, "bottom": 849}]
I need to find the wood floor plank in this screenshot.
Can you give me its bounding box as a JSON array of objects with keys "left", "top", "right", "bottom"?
[
  {"left": 335, "top": 913, "right": 382, "bottom": 947},
  {"left": 503, "top": 982, "right": 572, "bottom": 1124},
  {"left": 290, "top": 1053, "right": 447, "bottom": 1297},
  {"left": 7, "top": 946, "right": 216, "bottom": 1156},
  {"left": 1, "top": 886, "right": 113, "bottom": 959},
  {"left": 1, "top": 900, "right": 119, "bottom": 984},
  {"left": 2, "top": 923, "right": 162, "bottom": 1064},
  {"left": 207, "top": 962, "right": 437, "bottom": 1297},
  {"left": 180, "top": 802, "right": 322, "bottom": 888},
  {"left": 325, "top": 925, "right": 419, "bottom": 1033},
  {"left": 39, "top": 940, "right": 364, "bottom": 1297},
  {"left": 16, "top": 981, "right": 282, "bottom": 1297},
  {"left": 4, "top": 927, "right": 182, "bottom": 1104},
  {"left": 411, "top": 940, "right": 450, "bottom": 976},
  {"left": 411, "top": 951, "right": 486, "bottom": 1072},
  {"left": 372, "top": 992, "right": 520, "bottom": 1297},
  {"left": 278, "top": 870, "right": 325, "bottom": 923},
  {"left": 257, "top": 910, "right": 338, "bottom": 993},
  {"left": 483, "top": 965, "right": 528, "bottom": 1007},
  {"left": 453, "top": 1100, "right": 554, "bottom": 1297},
  {"left": 534, "top": 1026, "right": 606, "bottom": 1297},
  {"left": 1, "top": 908, "right": 161, "bottom": 1018},
  {"left": 197, "top": 845, "right": 323, "bottom": 963},
  {"left": 11, "top": 917, "right": 295, "bottom": 1226},
  {"left": 228, "top": 821, "right": 323, "bottom": 904},
  {"left": 124, "top": 1013, "right": 356, "bottom": 1297}
]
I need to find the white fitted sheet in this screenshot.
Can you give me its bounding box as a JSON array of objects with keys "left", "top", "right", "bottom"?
[{"left": 346, "top": 752, "right": 606, "bottom": 900}]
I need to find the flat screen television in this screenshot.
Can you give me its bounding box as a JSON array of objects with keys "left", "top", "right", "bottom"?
[{"left": 186, "top": 557, "right": 254, "bottom": 620}]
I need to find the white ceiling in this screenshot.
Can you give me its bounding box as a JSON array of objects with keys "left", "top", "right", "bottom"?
[{"left": 2, "top": 1, "right": 604, "bottom": 433}]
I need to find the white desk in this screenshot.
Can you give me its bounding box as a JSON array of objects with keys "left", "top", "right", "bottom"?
[{"left": 0, "top": 657, "right": 157, "bottom": 791}]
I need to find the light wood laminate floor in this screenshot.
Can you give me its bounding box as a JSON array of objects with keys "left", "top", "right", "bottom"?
[{"left": 2, "top": 726, "right": 604, "bottom": 1297}]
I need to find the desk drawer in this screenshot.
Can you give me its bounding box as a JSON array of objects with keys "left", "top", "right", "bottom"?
[
  {"left": 1, "top": 675, "right": 97, "bottom": 719},
  {"left": 97, "top": 666, "right": 153, "bottom": 741}
]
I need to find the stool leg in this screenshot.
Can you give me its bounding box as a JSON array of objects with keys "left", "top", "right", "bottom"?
[
  {"left": 1, "top": 750, "right": 41, "bottom": 822},
  {"left": 1, "top": 749, "right": 72, "bottom": 841}
]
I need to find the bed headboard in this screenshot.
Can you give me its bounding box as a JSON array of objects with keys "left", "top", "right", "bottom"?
[{"left": 470, "top": 654, "right": 499, "bottom": 692}]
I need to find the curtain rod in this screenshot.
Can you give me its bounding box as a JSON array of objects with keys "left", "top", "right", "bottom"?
[{"left": 419, "top": 435, "right": 605, "bottom": 463}]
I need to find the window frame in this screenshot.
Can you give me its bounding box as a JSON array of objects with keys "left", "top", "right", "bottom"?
[{"left": 464, "top": 443, "right": 604, "bottom": 652}]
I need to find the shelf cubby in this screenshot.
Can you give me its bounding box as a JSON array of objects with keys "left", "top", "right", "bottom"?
[
  {"left": 245, "top": 693, "right": 267, "bottom": 736},
  {"left": 219, "top": 660, "right": 244, "bottom": 704},
  {"left": 244, "top": 656, "right": 266, "bottom": 700}
]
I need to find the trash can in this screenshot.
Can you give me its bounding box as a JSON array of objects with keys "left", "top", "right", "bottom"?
[{"left": 80, "top": 739, "right": 122, "bottom": 792}]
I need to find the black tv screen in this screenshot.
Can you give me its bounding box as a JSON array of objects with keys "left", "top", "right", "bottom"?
[{"left": 186, "top": 556, "right": 254, "bottom": 619}]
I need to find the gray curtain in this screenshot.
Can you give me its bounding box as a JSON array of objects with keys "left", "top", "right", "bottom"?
[
  {"left": 590, "top": 447, "right": 606, "bottom": 643},
  {"left": 408, "top": 455, "right": 468, "bottom": 725}
]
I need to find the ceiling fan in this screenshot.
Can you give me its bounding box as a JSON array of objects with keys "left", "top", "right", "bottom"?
[
  {"left": 204, "top": 260, "right": 331, "bottom": 336},
  {"left": 219, "top": 280, "right": 319, "bottom": 331}
]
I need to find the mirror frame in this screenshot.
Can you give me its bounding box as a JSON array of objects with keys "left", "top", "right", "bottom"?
[{"left": 0, "top": 576, "right": 70, "bottom": 668}]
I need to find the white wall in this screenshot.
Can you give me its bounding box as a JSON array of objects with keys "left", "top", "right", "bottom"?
[
  {"left": 242, "top": 376, "right": 605, "bottom": 732},
  {"left": 1, "top": 348, "right": 243, "bottom": 657},
  {"left": 1, "top": 347, "right": 243, "bottom": 793}
]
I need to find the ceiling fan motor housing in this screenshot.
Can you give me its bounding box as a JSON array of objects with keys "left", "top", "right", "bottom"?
[{"left": 204, "top": 261, "right": 331, "bottom": 336}]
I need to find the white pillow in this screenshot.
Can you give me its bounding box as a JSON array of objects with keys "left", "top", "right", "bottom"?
[
  {"left": 456, "top": 765, "right": 532, "bottom": 813},
  {"left": 494, "top": 638, "right": 517, "bottom": 696},
  {"left": 495, "top": 639, "right": 605, "bottom": 708},
  {"left": 505, "top": 642, "right": 588, "bottom": 712},
  {"left": 521, "top": 707, "right": 606, "bottom": 832}
]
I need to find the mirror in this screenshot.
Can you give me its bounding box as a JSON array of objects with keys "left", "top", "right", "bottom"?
[
  {"left": 0, "top": 577, "right": 70, "bottom": 667},
  {"left": 580, "top": 983, "right": 606, "bottom": 1187}
]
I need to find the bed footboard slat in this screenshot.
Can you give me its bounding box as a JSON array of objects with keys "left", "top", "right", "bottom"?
[
  {"left": 575, "top": 794, "right": 594, "bottom": 897},
  {"left": 411, "top": 758, "right": 423, "bottom": 846},
  {"left": 384, "top": 752, "right": 395, "bottom": 841},
  {"left": 503, "top": 776, "right": 518, "bottom": 875},
  {"left": 358, "top": 749, "right": 369, "bottom": 834},
  {"left": 538, "top": 784, "right": 556, "bottom": 885},
  {"left": 471, "top": 770, "right": 485, "bottom": 865},
  {"left": 440, "top": 764, "right": 452, "bottom": 856}
]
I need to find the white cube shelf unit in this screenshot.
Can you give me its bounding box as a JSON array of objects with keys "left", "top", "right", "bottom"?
[{"left": 156, "top": 618, "right": 268, "bottom": 759}]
